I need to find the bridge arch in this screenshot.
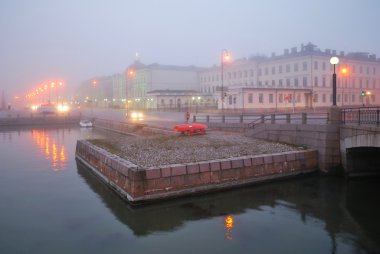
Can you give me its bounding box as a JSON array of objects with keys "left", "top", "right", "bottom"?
[{"left": 340, "top": 131, "right": 380, "bottom": 176}]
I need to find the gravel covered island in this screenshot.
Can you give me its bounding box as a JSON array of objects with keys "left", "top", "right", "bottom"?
[{"left": 89, "top": 131, "right": 300, "bottom": 168}]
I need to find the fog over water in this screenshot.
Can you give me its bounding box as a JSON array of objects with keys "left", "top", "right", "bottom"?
[{"left": 1, "top": 0, "right": 379, "bottom": 98}]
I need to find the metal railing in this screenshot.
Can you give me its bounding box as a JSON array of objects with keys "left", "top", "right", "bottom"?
[
  {"left": 193, "top": 113, "right": 329, "bottom": 128},
  {"left": 341, "top": 107, "right": 380, "bottom": 127}
]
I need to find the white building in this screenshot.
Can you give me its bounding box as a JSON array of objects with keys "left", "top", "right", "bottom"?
[
  {"left": 200, "top": 43, "right": 380, "bottom": 111},
  {"left": 126, "top": 61, "right": 210, "bottom": 109}
]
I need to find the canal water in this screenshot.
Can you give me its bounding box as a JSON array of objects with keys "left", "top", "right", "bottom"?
[{"left": 0, "top": 127, "right": 379, "bottom": 254}]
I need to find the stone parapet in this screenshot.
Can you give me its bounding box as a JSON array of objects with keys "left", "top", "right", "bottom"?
[{"left": 76, "top": 140, "right": 318, "bottom": 204}]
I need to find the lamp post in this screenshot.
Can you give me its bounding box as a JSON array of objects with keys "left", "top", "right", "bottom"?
[
  {"left": 221, "top": 49, "right": 230, "bottom": 111},
  {"left": 330, "top": 56, "right": 339, "bottom": 106}
]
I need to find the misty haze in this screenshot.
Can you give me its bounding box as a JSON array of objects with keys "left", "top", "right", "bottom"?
[{"left": 1, "top": 1, "right": 380, "bottom": 254}]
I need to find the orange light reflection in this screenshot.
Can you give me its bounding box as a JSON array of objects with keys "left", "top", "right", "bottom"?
[
  {"left": 225, "top": 215, "right": 234, "bottom": 240},
  {"left": 31, "top": 129, "right": 67, "bottom": 172}
]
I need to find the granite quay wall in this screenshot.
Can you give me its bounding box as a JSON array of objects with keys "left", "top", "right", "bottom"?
[
  {"left": 94, "top": 118, "right": 173, "bottom": 136},
  {"left": 245, "top": 123, "right": 341, "bottom": 173},
  {"left": 0, "top": 114, "right": 81, "bottom": 127},
  {"left": 76, "top": 140, "right": 318, "bottom": 204}
]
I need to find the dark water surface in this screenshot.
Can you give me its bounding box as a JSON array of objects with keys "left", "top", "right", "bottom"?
[{"left": 0, "top": 127, "right": 379, "bottom": 254}]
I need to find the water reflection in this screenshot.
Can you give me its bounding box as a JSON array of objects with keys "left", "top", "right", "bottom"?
[
  {"left": 76, "top": 160, "right": 380, "bottom": 253},
  {"left": 224, "top": 215, "right": 234, "bottom": 240},
  {"left": 31, "top": 129, "right": 67, "bottom": 171}
]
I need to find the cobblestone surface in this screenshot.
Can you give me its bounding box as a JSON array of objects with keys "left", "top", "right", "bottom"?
[{"left": 89, "top": 131, "right": 300, "bottom": 167}]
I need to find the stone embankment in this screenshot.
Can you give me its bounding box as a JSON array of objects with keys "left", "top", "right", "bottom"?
[{"left": 76, "top": 132, "right": 318, "bottom": 204}]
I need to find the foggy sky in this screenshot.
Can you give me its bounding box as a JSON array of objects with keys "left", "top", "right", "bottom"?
[{"left": 1, "top": 0, "right": 380, "bottom": 98}]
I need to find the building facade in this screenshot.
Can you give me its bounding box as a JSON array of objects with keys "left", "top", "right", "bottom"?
[
  {"left": 200, "top": 43, "right": 380, "bottom": 110},
  {"left": 125, "top": 61, "right": 208, "bottom": 109}
]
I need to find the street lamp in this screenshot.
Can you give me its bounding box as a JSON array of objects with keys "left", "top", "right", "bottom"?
[
  {"left": 221, "top": 49, "right": 230, "bottom": 111},
  {"left": 330, "top": 56, "right": 339, "bottom": 106}
]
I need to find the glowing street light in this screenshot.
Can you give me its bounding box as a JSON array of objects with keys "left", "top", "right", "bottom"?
[
  {"left": 330, "top": 56, "right": 339, "bottom": 106},
  {"left": 341, "top": 67, "right": 348, "bottom": 75},
  {"left": 221, "top": 49, "right": 230, "bottom": 111}
]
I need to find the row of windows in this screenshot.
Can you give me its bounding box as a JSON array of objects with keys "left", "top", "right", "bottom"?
[
  {"left": 201, "top": 62, "right": 378, "bottom": 83},
  {"left": 242, "top": 93, "right": 302, "bottom": 104},
  {"left": 202, "top": 77, "right": 379, "bottom": 93},
  {"left": 228, "top": 93, "right": 376, "bottom": 105}
]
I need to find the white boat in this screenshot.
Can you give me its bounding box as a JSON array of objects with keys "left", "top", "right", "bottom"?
[{"left": 79, "top": 120, "right": 93, "bottom": 128}]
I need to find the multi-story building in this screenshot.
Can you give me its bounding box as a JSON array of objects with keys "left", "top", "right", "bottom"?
[
  {"left": 200, "top": 43, "right": 380, "bottom": 111},
  {"left": 125, "top": 61, "right": 211, "bottom": 109},
  {"left": 111, "top": 73, "right": 127, "bottom": 107}
]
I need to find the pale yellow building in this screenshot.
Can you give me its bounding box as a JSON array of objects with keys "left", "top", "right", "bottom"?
[{"left": 200, "top": 43, "right": 380, "bottom": 110}]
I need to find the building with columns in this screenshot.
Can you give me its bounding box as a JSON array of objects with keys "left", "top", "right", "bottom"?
[{"left": 200, "top": 43, "right": 380, "bottom": 111}]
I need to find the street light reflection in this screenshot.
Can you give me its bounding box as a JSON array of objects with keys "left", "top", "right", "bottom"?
[
  {"left": 225, "top": 215, "right": 234, "bottom": 240},
  {"left": 31, "top": 129, "right": 67, "bottom": 171}
]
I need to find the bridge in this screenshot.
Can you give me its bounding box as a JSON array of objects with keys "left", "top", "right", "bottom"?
[{"left": 194, "top": 107, "right": 380, "bottom": 176}]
